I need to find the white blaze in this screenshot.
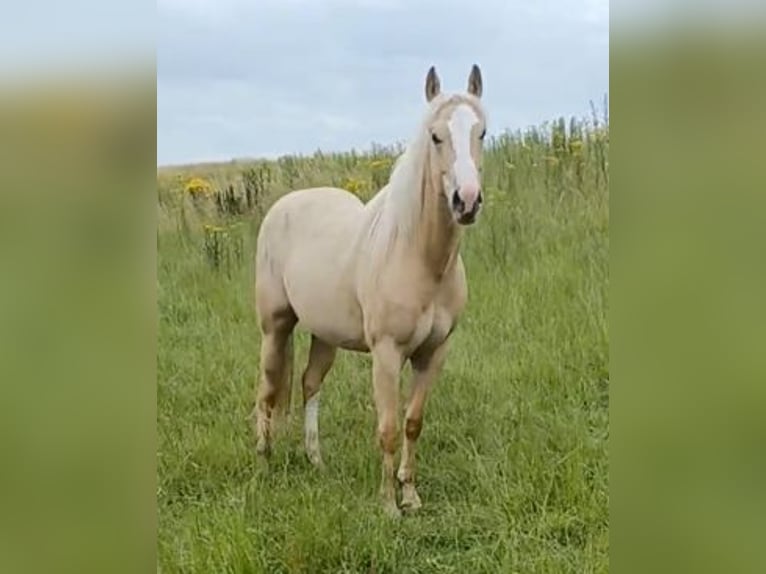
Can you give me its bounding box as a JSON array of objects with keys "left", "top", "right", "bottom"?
[{"left": 447, "top": 104, "right": 480, "bottom": 195}]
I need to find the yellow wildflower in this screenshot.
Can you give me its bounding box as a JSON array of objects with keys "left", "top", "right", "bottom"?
[
  {"left": 343, "top": 177, "right": 366, "bottom": 196},
  {"left": 369, "top": 158, "right": 392, "bottom": 170},
  {"left": 184, "top": 177, "right": 214, "bottom": 197}
]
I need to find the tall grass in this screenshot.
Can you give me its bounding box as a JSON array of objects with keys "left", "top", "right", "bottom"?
[{"left": 157, "top": 111, "right": 609, "bottom": 573}]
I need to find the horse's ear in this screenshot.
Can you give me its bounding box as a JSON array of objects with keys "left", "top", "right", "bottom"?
[
  {"left": 467, "top": 64, "right": 483, "bottom": 98},
  {"left": 425, "top": 66, "right": 441, "bottom": 102}
]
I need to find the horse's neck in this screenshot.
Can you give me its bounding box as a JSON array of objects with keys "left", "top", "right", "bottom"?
[
  {"left": 414, "top": 159, "right": 462, "bottom": 281},
  {"left": 368, "top": 134, "right": 461, "bottom": 282}
]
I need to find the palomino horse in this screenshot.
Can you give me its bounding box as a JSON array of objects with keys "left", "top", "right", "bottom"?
[{"left": 252, "top": 65, "right": 487, "bottom": 516}]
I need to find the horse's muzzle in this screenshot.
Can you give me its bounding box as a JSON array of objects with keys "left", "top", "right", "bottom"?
[{"left": 451, "top": 188, "right": 483, "bottom": 225}]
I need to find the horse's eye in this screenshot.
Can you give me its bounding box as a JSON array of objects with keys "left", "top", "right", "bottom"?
[
  {"left": 479, "top": 128, "right": 486, "bottom": 140},
  {"left": 431, "top": 132, "right": 442, "bottom": 145}
]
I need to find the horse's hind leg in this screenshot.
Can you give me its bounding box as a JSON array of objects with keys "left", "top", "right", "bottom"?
[
  {"left": 301, "top": 336, "right": 337, "bottom": 468},
  {"left": 252, "top": 302, "right": 297, "bottom": 459}
]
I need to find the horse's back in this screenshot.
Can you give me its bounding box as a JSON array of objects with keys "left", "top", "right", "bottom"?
[
  {"left": 268, "top": 186, "right": 364, "bottom": 213},
  {"left": 257, "top": 186, "right": 364, "bottom": 261},
  {"left": 261, "top": 186, "right": 363, "bottom": 229}
]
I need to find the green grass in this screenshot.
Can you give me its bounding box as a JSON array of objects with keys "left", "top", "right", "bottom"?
[{"left": 158, "top": 117, "right": 609, "bottom": 573}]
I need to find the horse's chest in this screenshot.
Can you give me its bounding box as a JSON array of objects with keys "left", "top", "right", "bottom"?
[
  {"left": 366, "top": 268, "right": 463, "bottom": 354},
  {"left": 406, "top": 305, "right": 452, "bottom": 355}
]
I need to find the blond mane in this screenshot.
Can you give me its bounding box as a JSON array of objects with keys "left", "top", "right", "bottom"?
[{"left": 364, "top": 94, "right": 453, "bottom": 263}]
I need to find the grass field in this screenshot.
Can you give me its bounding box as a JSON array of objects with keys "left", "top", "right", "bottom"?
[{"left": 157, "top": 112, "right": 609, "bottom": 573}]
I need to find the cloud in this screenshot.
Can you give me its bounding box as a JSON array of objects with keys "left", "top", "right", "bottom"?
[{"left": 158, "top": 0, "right": 608, "bottom": 165}]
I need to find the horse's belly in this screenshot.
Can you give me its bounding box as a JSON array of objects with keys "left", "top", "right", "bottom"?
[
  {"left": 302, "top": 312, "right": 368, "bottom": 351},
  {"left": 284, "top": 273, "right": 366, "bottom": 350}
]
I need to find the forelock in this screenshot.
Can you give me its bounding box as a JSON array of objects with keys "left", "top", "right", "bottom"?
[{"left": 429, "top": 94, "right": 484, "bottom": 125}]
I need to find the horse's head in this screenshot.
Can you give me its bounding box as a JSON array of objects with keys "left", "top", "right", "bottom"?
[{"left": 424, "top": 65, "right": 487, "bottom": 226}]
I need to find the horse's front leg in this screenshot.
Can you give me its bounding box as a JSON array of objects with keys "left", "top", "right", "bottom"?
[
  {"left": 371, "top": 338, "right": 405, "bottom": 518},
  {"left": 397, "top": 340, "right": 448, "bottom": 512}
]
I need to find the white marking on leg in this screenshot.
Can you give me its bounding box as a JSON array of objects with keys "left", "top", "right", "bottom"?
[{"left": 304, "top": 393, "right": 321, "bottom": 464}]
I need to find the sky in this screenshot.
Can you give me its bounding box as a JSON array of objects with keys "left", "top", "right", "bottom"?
[
  {"left": 157, "top": 0, "right": 609, "bottom": 166},
  {"left": 0, "top": 1, "right": 154, "bottom": 77}
]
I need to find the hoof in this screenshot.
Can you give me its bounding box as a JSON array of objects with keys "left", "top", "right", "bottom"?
[
  {"left": 255, "top": 438, "right": 271, "bottom": 458},
  {"left": 382, "top": 500, "right": 402, "bottom": 519},
  {"left": 400, "top": 484, "right": 422, "bottom": 513},
  {"left": 306, "top": 452, "right": 326, "bottom": 471},
  {"left": 253, "top": 454, "right": 270, "bottom": 478}
]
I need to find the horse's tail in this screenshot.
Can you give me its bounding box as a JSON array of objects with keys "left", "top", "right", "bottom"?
[{"left": 273, "top": 331, "right": 295, "bottom": 417}]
